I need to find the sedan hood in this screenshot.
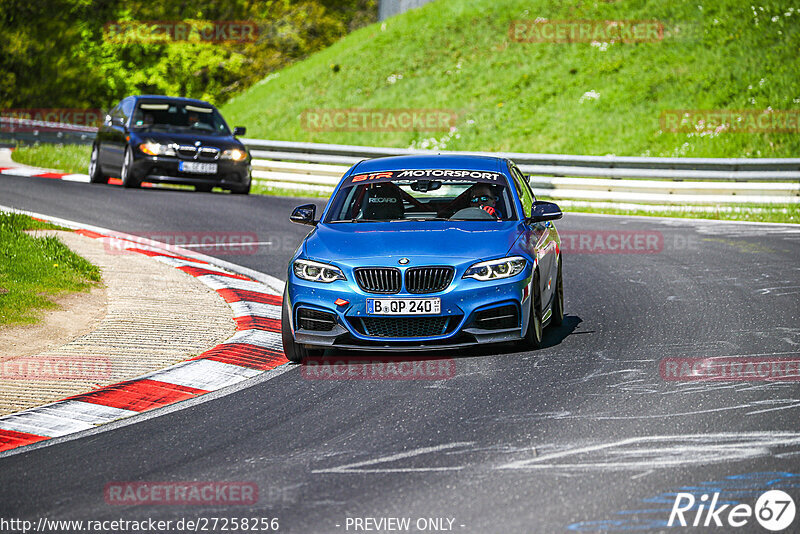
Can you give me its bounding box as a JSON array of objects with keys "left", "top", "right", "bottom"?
[{"left": 304, "top": 221, "right": 523, "bottom": 263}]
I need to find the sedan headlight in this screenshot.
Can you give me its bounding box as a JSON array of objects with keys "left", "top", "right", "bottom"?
[
  {"left": 293, "top": 259, "right": 346, "bottom": 283},
  {"left": 221, "top": 148, "right": 247, "bottom": 161},
  {"left": 139, "top": 141, "right": 176, "bottom": 156},
  {"left": 463, "top": 256, "right": 527, "bottom": 281}
]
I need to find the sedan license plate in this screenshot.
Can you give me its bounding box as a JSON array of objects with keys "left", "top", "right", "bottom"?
[
  {"left": 366, "top": 298, "right": 440, "bottom": 315},
  {"left": 179, "top": 161, "right": 218, "bottom": 174}
]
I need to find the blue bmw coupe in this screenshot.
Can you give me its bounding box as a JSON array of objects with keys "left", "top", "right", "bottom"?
[{"left": 281, "top": 155, "right": 564, "bottom": 362}]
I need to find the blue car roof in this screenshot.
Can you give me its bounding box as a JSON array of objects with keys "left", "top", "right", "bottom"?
[{"left": 351, "top": 154, "right": 506, "bottom": 174}]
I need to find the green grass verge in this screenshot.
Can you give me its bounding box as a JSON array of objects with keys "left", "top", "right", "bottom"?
[
  {"left": 0, "top": 212, "right": 102, "bottom": 325},
  {"left": 541, "top": 201, "right": 800, "bottom": 224},
  {"left": 11, "top": 144, "right": 91, "bottom": 175},
  {"left": 222, "top": 0, "right": 800, "bottom": 158},
  {"left": 251, "top": 181, "right": 332, "bottom": 199}
]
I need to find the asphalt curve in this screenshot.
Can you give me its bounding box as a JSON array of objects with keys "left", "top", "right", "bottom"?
[{"left": 1, "top": 174, "right": 799, "bottom": 533}]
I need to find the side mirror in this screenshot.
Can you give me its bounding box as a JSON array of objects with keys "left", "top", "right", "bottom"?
[
  {"left": 233, "top": 126, "right": 246, "bottom": 136},
  {"left": 528, "top": 200, "right": 562, "bottom": 223},
  {"left": 290, "top": 204, "right": 317, "bottom": 226}
]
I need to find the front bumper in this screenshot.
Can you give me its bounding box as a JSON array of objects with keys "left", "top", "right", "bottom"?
[
  {"left": 130, "top": 154, "right": 250, "bottom": 189},
  {"left": 286, "top": 266, "right": 532, "bottom": 350}
]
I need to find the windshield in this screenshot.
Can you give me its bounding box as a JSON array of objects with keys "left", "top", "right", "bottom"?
[
  {"left": 326, "top": 169, "right": 517, "bottom": 222},
  {"left": 130, "top": 102, "right": 231, "bottom": 135}
]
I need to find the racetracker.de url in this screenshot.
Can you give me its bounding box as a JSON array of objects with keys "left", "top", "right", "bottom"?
[{"left": 0, "top": 517, "right": 280, "bottom": 533}]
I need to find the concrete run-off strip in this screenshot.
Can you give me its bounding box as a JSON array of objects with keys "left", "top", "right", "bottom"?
[{"left": 0, "top": 230, "right": 236, "bottom": 416}]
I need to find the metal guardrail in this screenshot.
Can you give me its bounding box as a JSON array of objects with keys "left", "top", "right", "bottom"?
[
  {"left": 0, "top": 116, "right": 97, "bottom": 144},
  {"left": 243, "top": 139, "right": 800, "bottom": 204},
  {"left": 2, "top": 117, "right": 798, "bottom": 203},
  {"left": 243, "top": 138, "right": 800, "bottom": 175},
  {"left": 250, "top": 161, "right": 800, "bottom": 204}
]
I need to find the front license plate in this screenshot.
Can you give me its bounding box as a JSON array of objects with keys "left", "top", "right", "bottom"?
[
  {"left": 366, "top": 298, "right": 441, "bottom": 315},
  {"left": 179, "top": 161, "right": 218, "bottom": 174}
]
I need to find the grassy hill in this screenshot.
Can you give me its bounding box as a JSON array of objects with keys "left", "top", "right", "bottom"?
[
  {"left": 10, "top": 0, "right": 800, "bottom": 221},
  {"left": 222, "top": 0, "right": 800, "bottom": 158}
]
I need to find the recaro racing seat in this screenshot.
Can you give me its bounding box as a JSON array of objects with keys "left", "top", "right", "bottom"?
[{"left": 361, "top": 183, "right": 405, "bottom": 220}]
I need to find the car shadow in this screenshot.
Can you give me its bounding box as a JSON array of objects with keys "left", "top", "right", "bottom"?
[
  {"left": 302, "top": 314, "right": 584, "bottom": 365},
  {"left": 540, "top": 314, "right": 583, "bottom": 350}
]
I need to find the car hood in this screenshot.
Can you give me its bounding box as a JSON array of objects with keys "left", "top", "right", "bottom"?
[
  {"left": 304, "top": 221, "right": 523, "bottom": 263},
  {"left": 130, "top": 130, "right": 243, "bottom": 149}
]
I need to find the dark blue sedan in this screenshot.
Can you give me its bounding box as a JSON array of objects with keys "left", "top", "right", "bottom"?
[
  {"left": 281, "top": 155, "right": 563, "bottom": 361},
  {"left": 88, "top": 95, "right": 251, "bottom": 193}
]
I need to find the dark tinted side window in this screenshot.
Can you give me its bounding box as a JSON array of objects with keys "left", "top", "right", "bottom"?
[
  {"left": 120, "top": 98, "right": 135, "bottom": 124},
  {"left": 106, "top": 104, "right": 121, "bottom": 126},
  {"left": 510, "top": 164, "right": 534, "bottom": 217}
]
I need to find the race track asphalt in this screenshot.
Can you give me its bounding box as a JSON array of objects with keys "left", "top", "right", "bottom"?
[{"left": 1, "top": 174, "right": 799, "bottom": 533}]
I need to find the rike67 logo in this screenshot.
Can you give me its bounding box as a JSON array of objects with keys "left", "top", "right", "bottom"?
[{"left": 669, "top": 490, "right": 795, "bottom": 531}]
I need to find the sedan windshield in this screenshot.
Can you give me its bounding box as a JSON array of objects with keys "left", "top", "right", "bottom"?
[
  {"left": 326, "top": 169, "right": 516, "bottom": 222},
  {"left": 130, "top": 102, "right": 231, "bottom": 135}
]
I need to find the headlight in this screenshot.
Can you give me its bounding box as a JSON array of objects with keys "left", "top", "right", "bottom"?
[
  {"left": 463, "top": 256, "right": 527, "bottom": 281},
  {"left": 139, "top": 141, "right": 176, "bottom": 156},
  {"left": 221, "top": 148, "right": 247, "bottom": 161},
  {"left": 293, "top": 259, "right": 346, "bottom": 283}
]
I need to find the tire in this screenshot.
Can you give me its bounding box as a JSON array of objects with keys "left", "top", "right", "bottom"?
[
  {"left": 120, "top": 148, "right": 139, "bottom": 189},
  {"left": 195, "top": 184, "right": 213, "bottom": 193},
  {"left": 230, "top": 183, "right": 250, "bottom": 195},
  {"left": 520, "top": 271, "right": 543, "bottom": 350},
  {"left": 88, "top": 144, "right": 107, "bottom": 184},
  {"left": 551, "top": 255, "right": 564, "bottom": 327},
  {"left": 281, "top": 290, "right": 324, "bottom": 362}
]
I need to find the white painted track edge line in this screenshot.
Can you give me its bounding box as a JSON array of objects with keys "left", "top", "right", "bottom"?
[
  {"left": 0, "top": 363, "right": 293, "bottom": 459},
  {"left": 0, "top": 206, "right": 292, "bottom": 456},
  {"left": 564, "top": 210, "right": 800, "bottom": 227}
]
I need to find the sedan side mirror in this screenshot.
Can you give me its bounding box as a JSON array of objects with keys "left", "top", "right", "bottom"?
[
  {"left": 233, "top": 126, "right": 246, "bottom": 136},
  {"left": 290, "top": 204, "right": 317, "bottom": 226},
  {"left": 528, "top": 201, "right": 562, "bottom": 223}
]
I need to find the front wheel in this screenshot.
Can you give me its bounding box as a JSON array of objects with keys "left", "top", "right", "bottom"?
[
  {"left": 120, "top": 148, "right": 139, "bottom": 189},
  {"left": 520, "top": 272, "right": 543, "bottom": 350},
  {"left": 230, "top": 183, "right": 250, "bottom": 195},
  {"left": 281, "top": 290, "right": 323, "bottom": 363},
  {"left": 88, "top": 144, "right": 107, "bottom": 184},
  {"left": 551, "top": 255, "right": 564, "bottom": 327}
]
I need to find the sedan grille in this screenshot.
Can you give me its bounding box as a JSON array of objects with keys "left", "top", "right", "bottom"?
[
  {"left": 350, "top": 316, "right": 459, "bottom": 338},
  {"left": 176, "top": 146, "right": 220, "bottom": 161},
  {"left": 355, "top": 268, "right": 401, "bottom": 294},
  {"left": 405, "top": 267, "right": 454, "bottom": 294},
  {"left": 177, "top": 146, "right": 197, "bottom": 159},
  {"left": 197, "top": 147, "right": 220, "bottom": 160}
]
